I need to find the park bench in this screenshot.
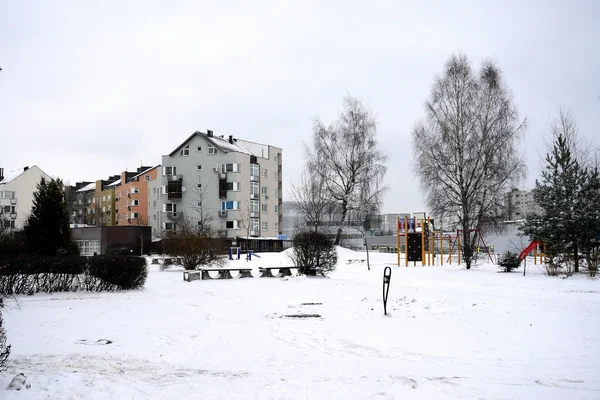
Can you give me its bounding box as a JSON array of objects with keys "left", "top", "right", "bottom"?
[
  {"left": 259, "top": 266, "right": 294, "bottom": 278},
  {"left": 347, "top": 259, "right": 366, "bottom": 264},
  {"left": 196, "top": 268, "right": 253, "bottom": 280}
]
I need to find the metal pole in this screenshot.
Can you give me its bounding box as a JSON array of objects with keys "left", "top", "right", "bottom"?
[{"left": 383, "top": 266, "right": 392, "bottom": 315}]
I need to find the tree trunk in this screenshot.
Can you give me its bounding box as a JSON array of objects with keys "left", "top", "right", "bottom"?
[{"left": 334, "top": 201, "right": 349, "bottom": 245}]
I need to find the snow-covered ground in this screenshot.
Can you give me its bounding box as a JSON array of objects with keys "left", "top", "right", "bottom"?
[{"left": 2, "top": 248, "right": 599, "bottom": 399}]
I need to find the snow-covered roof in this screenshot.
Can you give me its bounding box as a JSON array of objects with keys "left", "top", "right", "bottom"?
[
  {"left": 76, "top": 182, "right": 96, "bottom": 192},
  {"left": 131, "top": 165, "right": 159, "bottom": 180},
  {"left": 207, "top": 135, "right": 252, "bottom": 155},
  {"left": 169, "top": 131, "right": 254, "bottom": 157},
  {"left": 0, "top": 167, "right": 27, "bottom": 184},
  {"left": 107, "top": 179, "right": 121, "bottom": 187}
]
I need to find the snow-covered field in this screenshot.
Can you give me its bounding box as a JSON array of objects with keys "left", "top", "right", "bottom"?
[{"left": 2, "top": 248, "right": 599, "bottom": 399}]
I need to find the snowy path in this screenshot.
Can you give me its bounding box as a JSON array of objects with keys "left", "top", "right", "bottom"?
[{"left": 2, "top": 252, "right": 599, "bottom": 399}]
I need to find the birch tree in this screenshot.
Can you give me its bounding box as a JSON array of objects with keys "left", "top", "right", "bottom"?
[
  {"left": 412, "top": 53, "right": 527, "bottom": 269},
  {"left": 307, "top": 94, "right": 387, "bottom": 245}
]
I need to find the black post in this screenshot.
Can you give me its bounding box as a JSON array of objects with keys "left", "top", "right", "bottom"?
[{"left": 383, "top": 266, "right": 392, "bottom": 315}]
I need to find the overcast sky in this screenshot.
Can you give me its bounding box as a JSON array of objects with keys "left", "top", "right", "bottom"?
[{"left": 1, "top": 0, "right": 598, "bottom": 214}]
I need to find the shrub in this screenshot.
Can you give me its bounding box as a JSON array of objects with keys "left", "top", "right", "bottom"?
[
  {"left": 0, "top": 255, "right": 147, "bottom": 294},
  {"left": 87, "top": 256, "right": 148, "bottom": 290},
  {"left": 291, "top": 231, "right": 337, "bottom": 276},
  {"left": 497, "top": 251, "right": 521, "bottom": 272},
  {"left": 0, "top": 298, "right": 10, "bottom": 370}
]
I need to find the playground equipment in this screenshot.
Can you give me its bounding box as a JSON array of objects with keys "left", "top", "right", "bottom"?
[
  {"left": 519, "top": 240, "right": 546, "bottom": 264},
  {"left": 396, "top": 215, "right": 440, "bottom": 267},
  {"left": 246, "top": 250, "right": 261, "bottom": 261},
  {"left": 228, "top": 247, "right": 241, "bottom": 260}
]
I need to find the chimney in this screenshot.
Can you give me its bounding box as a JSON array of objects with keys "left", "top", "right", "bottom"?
[
  {"left": 207, "top": 129, "right": 213, "bottom": 138},
  {"left": 229, "top": 135, "right": 233, "bottom": 144},
  {"left": 0, "top": 167, "right": 3, "bottom": 181},
  {"left": 24, "top": 166, "right": 29, "bottom": 171}
]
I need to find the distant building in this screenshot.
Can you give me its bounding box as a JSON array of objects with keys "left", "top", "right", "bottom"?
[
  {"left": 506, "top": 188, "right": 543, "bottom": 220},
  {"left": 281, "top": 201, "right": 411, "bottom": 250},
  {"left": 0, "top": 165, "right": 52, "bottom": 230},
  {"left": 113, "top": 166, "right": 160, "bottom": 227}
]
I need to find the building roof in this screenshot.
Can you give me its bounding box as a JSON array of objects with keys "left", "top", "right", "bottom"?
[
  {"left": 107, "top": 179, "right": 121, "bottom": 187},
  {"left": 0, "top": 166, "right": 43, "bottom": 184},
  {"left": 130, "top": 165, "right": 160, "bottom": 180},
  {"left": 168, "top": 131, "right": 254, "bottom": 157},
  {"left": 76, "top": 182, "right": 96, "bottom": 192}
]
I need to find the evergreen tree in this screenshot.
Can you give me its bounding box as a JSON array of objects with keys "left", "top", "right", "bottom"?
[
  {"left": 24, "top": 177, "right": 75, "bottom": 256},
  {"left": 521, "top": 134, "right": 589, "bottom": 272}
]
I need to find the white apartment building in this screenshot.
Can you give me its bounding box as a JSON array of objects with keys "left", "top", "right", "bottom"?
[
  {"left": 507, "top": 188, "right": 543, "bottom": 220},
  {"left": 150, "top": 130, "right": 283, "bottom": 240},
  {"left": 0, "top": 166, "right": 52, "bottom": 230}
]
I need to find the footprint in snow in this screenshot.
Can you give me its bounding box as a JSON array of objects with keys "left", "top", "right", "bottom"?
[{"left": 75, "top": 339, "right": 113, "bottom": 345}]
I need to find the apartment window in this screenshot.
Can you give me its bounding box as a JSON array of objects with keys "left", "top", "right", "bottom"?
[
  {"left": 262, "top": 221, "right": 268, "bottom": 231},
  {"left": 250, "top": 164, "right": 259, "bottom": 178},
  {"left": 163, "top": 166, "right": 176, "bottom": 175},
  {"left": 161, "top": 185, "right": 167, "bottom": 195},
  {"left": 131, "top": 187, "right": 139, "bottom": 194},
  {"left": 275, "top": 222, "right": 278, "bottom": 231},
  {"left": 274, "top": 205, "right": 279, "bottom": 213},
  {"left": 164, "top": 203, "right": 177, "bottom": 212},
  {"left": 130, "top": 212, "right": 139, "bottom": 219},
  {"left": 197, "top": 165, "right": 202, "bottom": 170},
  {"left": 180, "top": 145, "right": 190, "bottom": 156},
  {"left": 251, "top": 219, "right": 259, "bottom": 232},
  {"left": 274, "top": 187, "right": 278, "bottom": 198},
  {"left": 197, "top": 201, "right": 202, "bottom": 207},
  {"left": 221, "top": 201, "right": 241, "bottom": 210},
  {"left": 102, "top": 207, "right": 106, "bottom": 212},
  {"left": 197, "top": 184, "right": 202, "bottom": 189},
  {"left": 153, "top": 215, "right": 156, "bottom": 222},
  {"left": 261, "top": 186, "right": 268, "bottom": 195},
  {"left": 108, "top": 195, "right": 111, "bottom": 200},
  {"left": 145, "top": 175, "right": 151, "bottom": 181},
  {"left": 251, "top": 200, "right": 259, "bottom": 213},
  {"left": 250, "top": 181, "right": 259, "bottom": 195},
  {"left": 274, "top": 171, "right": 278, "bottom": 180},
  {"left": 197, "top": 146, "right": 202, "bottom": 152},
  {"left": 102, "top": 196, "right": 106, "bottom": 201},
  {"left": 208, "top": 145, "right": 217, "bottom": 155},
  {"left": 153, "top": 201, "right": 156, "bottom": 208},
  {"left": 261, "top": 204, "right": 268, "bottom": 213},
  {"left": 2, "top": 206, "right": 9, "bottom": 213},
  {"left": 153, "top": 187, "right": 156, "bottom": 193},
  {"left": 131, "top": 200, "right": 139, "bottom": 206},
  {"left": 274, "top": 153, "right": 279, "bottom": 163},
  {"left": 226, "top": 220, "right": 239, "bottom": 229},
  {"left": 262, "top": 168, "right": 268, "bottom": 178},
  {"left": 221, "top": 163, "right": 240, "bottom": 173},
  {"left": 164, "top": 222, "right": 175, "bottom": 231},
  {"left": 226, "top": 182, "right": 240, "bottom": 191}
]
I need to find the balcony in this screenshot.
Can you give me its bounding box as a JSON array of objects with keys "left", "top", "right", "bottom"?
[
  {"left": 167, "top": 179, "right": 183, "bottom": 200},
  {"left": 10, "top": 213, "right": 17, "bottom": 219},
  {"left": 166, "top": 211, "right": 178, "bottom": 219},
  {"left": 250, "top": 230, "right": 259, "bottom": 237},
  {"left": 167, "top": 174, "right": 183, "bottom": 182},
  {"left": 250, "top": 193, "right": 258, "bottom": 200},
  {"left": 250, "top": 211, "right": 258, "bottom": 218},
  {"left": 10, "top": 198, "right": 17, "bottom": 205},
  {"left": 219, "top": 210, "right": 227, "bottom": 218},
  {"left": 250, "top": 175, "right": 259, "bottom": 182}
]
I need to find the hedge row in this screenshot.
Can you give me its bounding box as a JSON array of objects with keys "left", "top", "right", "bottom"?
[{"left": 0, "top": 256, "right": 147, "bottom": 295}]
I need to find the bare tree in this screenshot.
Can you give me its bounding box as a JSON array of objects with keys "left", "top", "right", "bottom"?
[
  {"left": 237, "top": 198, "right": 255, "bottom": 250},
  {"left": 288, "top": 167, "right": 333, "bottom": 232},
  {"left": 307, "top": 94, "right": 388, "bottom": 245},
  {"left": 412, "top": 53, "right": 527, "bottom": 269}
]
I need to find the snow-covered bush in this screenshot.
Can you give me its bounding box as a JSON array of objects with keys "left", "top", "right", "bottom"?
[
  {"left": 291, "top": 231, "right": 337, "bottom": 276},
  {"left": 0, "top": 255, "right": 148, "bottom": 294},
  {"left": 497, "top": 251, "right": 521, "bottom": 273},
  {"left": 87, "top": 256, "right": 148, "bottom": 290}
]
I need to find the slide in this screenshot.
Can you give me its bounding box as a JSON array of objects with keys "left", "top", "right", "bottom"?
[{"left": 518, "top": 240, "right": 541, "bottom": 260}]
